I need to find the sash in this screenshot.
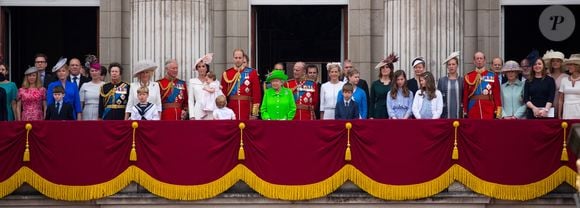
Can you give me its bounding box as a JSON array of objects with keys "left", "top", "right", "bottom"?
[
  {"left": 468, "top": 71, "right": 495, "bottom": 110},
  {"left": 228, "top": 67, "right": 253, "bottom": 96},
  {"left": 102, "top": 83, "right": 128, "bottom": 119},
  {"left": 164, "top": 80, "right": 185, "bottom": 103},
  {"left": 294, "top": 80, "right": 316, "bottom": 102}
]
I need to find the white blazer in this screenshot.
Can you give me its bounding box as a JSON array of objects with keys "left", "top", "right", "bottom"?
[{"left": 412, "top": 90, "right": 443, "bottom": 119}]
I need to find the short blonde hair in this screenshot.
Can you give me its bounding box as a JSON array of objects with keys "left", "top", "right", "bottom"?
[{"left": 137, "top": 86, "right": 149, "bottom": 94}]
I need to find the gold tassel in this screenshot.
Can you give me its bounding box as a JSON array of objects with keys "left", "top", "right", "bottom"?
[
  {"left": 238, "top": 122, "right": 246, "bottom": 161},
  {"left": 345, "top": 146, "right": 351, "bottom": 161},
  {"left": 130, "top": 122, "right": 138, "bottom": 162},
  {"left": 452, "top": 121, "right": 460, "bottom": 160},
  {"left": 561, "top": 148, "right": 569, "bottom": 162},
  {"left": 238, "top": 146, "right": 245, "bottom": 160},
  {"left": 561, "top": 122, "right": 568, "bottom": 162},
  {"left": 345, "top": 122, "right": 352, "bottom": 162},
  {"left": 23, "top": 123, "right": 32, "bottom": 162}
]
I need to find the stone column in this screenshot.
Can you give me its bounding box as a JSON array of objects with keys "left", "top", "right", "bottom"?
[
  {"left": 130, "top": 0, "right": 211, "bottom": 81},
  {"left": 384, "top": 0, "right": 464, "bottom": 79},
  {"left": 100, "top": 0, "right": 131, "bottom": 80}
]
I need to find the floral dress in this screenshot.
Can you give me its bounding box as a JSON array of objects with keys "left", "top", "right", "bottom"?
[{"left": 18, "top": 87, "right": 46, "bottom": 121}]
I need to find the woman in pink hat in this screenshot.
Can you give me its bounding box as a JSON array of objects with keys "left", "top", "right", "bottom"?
[{"left": 188, "top": 53, "right": 215, "bottom": 120}]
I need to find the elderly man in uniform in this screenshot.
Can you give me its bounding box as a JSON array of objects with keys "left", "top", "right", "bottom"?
[
  {"left": 284, "top": 62, "right": 319, "bottom": 120},
  {"left": 220, "top": 49, "right": 262, "bottom": 120},
  {"left": 463, "top": 52, "right": 502, "bottom": 119},
  {"left": 157, "top": 59, "right": 188, "bottom": 120}
]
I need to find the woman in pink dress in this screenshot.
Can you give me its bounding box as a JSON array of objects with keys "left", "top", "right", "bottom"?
[{"left": 16, "top": 67, "right": 46, "bottom": 121}]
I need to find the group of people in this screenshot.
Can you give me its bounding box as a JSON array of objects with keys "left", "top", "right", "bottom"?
[{"left": 1, "top": 48, "right": 579, "bottom": 121}]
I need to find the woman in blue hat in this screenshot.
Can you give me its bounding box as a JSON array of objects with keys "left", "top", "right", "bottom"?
[{"left": 260, "top": 70, "right": 296, "bottom": 120}]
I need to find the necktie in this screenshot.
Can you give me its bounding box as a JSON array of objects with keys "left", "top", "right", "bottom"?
[
  {"left": 73, "top": 76, "right": 78, "bottom": 87},
  {"left": 345, "top": 102, "right": 349, "bottom": 108},
  {"left": 56, "top": 102, "right": 61, "bottom": 114}
]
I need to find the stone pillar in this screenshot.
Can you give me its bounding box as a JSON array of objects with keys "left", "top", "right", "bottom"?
[
  {"left": 384, "top": 0, "right": 464, "bottom": 79},
  {"left": 100, "top": 0, "right": 131, "bottom": 81},
  {"left": 130, "top": 0, "right": 211, "bottom": 81},
  {"left": 349, "top": 1, "right": 373, "bottom": 83},
  {"left": 464, "top": 0, "right": 500, "bottom": 72}
]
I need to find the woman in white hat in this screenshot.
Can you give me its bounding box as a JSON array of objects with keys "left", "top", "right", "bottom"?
[
  {"left": 437, "top": 51, "right": 463, "bottom": 119},
  {"left": 16, "top": 66, "right": 46, "bottom": 121},
  {"left": 188, "top": 53, "right": 214, "bottom": 120},
  {"left": 558, "top": 54, "right": 580, "bottom": 119},
  {"left": 500, "top": 61, "right": 526, "bottom": 119},
  {"left": 79, "top": 56, "right": 105, "bottom": 120},
  {"left": 46, "top": 57, "right": 82, "bottom": 120},
  {"left": 543, "top": 50, "right": 568, "bottom": 117},
  {"left": 124, "top": 60, "right": 162, "bottom": 120}
]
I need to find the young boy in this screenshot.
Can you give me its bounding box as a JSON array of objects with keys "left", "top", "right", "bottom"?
[
  {"left": 212, "top": 95, "right": 236, "bottom": 120},
  {"left": 335, "top": 83, "right": 359, "bottom": 120},
  {"left": 45, "top": 86, "right": 74, "bottom": 120},
  {"left": 129, "top": 86, "right": 161, "bottom": 120}
]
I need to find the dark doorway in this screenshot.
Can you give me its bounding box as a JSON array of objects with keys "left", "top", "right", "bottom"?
[
  {"left": 254, "top": 5, "right": 344, "bottom": 83},
  {"left": 2, "top": 7, "right": 98, "bottom": 87},
  {"left": 504, "top": 5, "right": 580, "bottom": 61}
]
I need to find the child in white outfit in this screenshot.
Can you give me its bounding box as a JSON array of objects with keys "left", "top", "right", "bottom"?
[
  {"left": 213, "top": 95, "right": 236, "bottom": 120},
  {"left": 129, "top": 86, "right": 161, "bottom": 120},
  {"left": 201, "top": 72, "right": 222, "bottom": 115}
]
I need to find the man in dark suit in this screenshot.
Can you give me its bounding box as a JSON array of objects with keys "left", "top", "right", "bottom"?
[
  {"left": 67, "top": 58, "right": 91, "bottom": 89},
  {"left": 343, "top": 59, "right": 369, "bottom": 117},
  {"left": 335, "top": 83, "right": 359, "bottom": 120},
  {"left": 35, "top": 53, "right": 56, "bottom": 89},
  {"left": 45, "top": 86, "right": 75, "bottom": 120}
]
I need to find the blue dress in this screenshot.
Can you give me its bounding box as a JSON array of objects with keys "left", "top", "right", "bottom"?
[{"left": 47, "top": 81, "right": 82, "bottom": 119}]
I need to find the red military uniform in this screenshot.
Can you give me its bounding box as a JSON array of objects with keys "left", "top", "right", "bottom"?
[
  {"left": 220, "top": 67, "right": 262, "bottom": 120},
  {"left": 158, "top": 77, "right": 188, "bottom": 120},
  {"left": 462, "top": 69, "right": 502, "bottom": 119},
  {"left": 285, "top": 78, "right": 318, "bottom": 120}
]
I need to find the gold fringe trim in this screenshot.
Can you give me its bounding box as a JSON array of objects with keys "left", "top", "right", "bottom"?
[
  {"left": 350, "top": 164, "right": 455, "bottom": 200},
  {"left": 135, "top": 165, "right": 242, "bottom": 200},
  {"left": 0, "top": 166, "right": 133, "bottom": 200},
  {"left": 241, "top": 165, "right": 348, "bottom": 200},
  {"left": 0, "top": 165, "right": 576, "bottom": 201},
  {"left": 454, "top": 165, "right": 577, "bottom": 200}
]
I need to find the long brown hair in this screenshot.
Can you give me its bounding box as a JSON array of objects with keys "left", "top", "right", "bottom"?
[
  {"left": 390, "top": 70, "right": 410, "bottom": 99},
  {"left": 419, "top": 71, "right": 437, "bottom": 100}
]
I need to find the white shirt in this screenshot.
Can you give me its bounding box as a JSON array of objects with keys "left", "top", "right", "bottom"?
[
  {"left": 129, "top": 103, "right": 161, "bottom": 120},
  {"left": 125, "top": 82, "right": 162, "bottom": 113},
  {"left": 213, "top": 107, "right": 236, "bottom": 120},
  {"left": 188, "top": 78, "right": 207, "bottom": 120},
  {"left": 412, "top": 90, "right": 444, "bottom": 119},
  {"left": 320, "top": 81, "right": 345, "bottom": 111},
  {"left": 70, "top": 75, "right": 81, "bottom": 87}
]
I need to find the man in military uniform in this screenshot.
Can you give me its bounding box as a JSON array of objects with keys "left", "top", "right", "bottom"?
[
  {"left": 463, "top": 52, "right": 502, "bottom": 119},
  {"left": 157, "top": 59, "right": 188, "bottom": 120},
  {"left": 285, "top": 62, "right": 319, "bottom": 120},
  {"left": 98, "top": 63, "right": 129, "bottom": 120},
  {"left": 220, "top": 49, "right": 262, "bottom": 120}
]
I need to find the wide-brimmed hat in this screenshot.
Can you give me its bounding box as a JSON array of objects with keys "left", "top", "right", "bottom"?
[
  {"left": 542, "top": 49, "right": 566, "bottom": 70},
  {"left": 195, "top": 53, "right": 214, "bottom": 67},
  {"left": 51, "top": 57, "right": 67, "bottom": 73},
  {"left": 132, "top": 60, "right": 158, "bottom": 77},
  {"left": 501, "top": 60, "right": 522, "bottom": 73},
  {"left": 266, "top": 70, "right": 288, "bottom": 82},
  {"left": 374, "top": 53, "right": 398, "bottom": 69},
  {"left": 24, "top": 66, "right": 38, "bottom": 75},
  {"left": 443, "top": 51, "right": 460, "bottom": 65},
  {"left": 411, "top": 56, "right": 425, "bottom": 67},
  {"left": 564, "top": 54, "right": 580, "bottom": 66}
]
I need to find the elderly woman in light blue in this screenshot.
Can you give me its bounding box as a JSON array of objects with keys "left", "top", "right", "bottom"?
[
  {"left": 46, "top": 58, "right": 82, "bottom": 120},
  {"left": 500, "top": 60, "right": 526, "bottom": 119}
]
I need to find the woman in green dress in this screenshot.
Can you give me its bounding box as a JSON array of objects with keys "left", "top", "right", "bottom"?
[
  {"left": 260, "top": 70, "right": 296, "bottom": 120},
  {"left": 369, "top": 53, "right": 397, "bottom": 119}
]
